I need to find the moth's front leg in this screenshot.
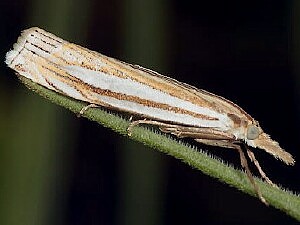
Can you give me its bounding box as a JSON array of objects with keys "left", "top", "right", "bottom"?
[
  {"left": 195, "top": 138, "right": 268, "bottom": 205},
  {"left": 127, "top": 119, "right": 269, "bottom": 204}
]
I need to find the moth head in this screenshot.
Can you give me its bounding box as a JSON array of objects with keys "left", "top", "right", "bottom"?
[{"left": 245, "top": 122, "right": 295, "bottom": 165}]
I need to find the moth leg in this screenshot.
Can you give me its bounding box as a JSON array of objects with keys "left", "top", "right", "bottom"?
[
  {"left": 246, "top": 149, "right": 277, "bottom": 187},
  {"left": 161, "top": 126, "right": 235, "bottom": 140},
  {"left": 235, "top": 144, "right": 268, "bottom": 205},
  {"left": 127, "top": 119, "right": 179, "bottom": 136},
  {"left": 127, "top": 119, "right": 233, "bottom": 140},
  {"left": 198, "top": 138, "right": 276, "bottom": 188},
  {"left": 79, "top": 104, "right": 98, "bottom": 115},
  {"left": 127, "top": 120, "right": 235, "bottom": 140},
  {"left": 194, "top": 139, "right": 236, "bottom": 148},
  {"left": 161, "top": 125, "right": 268, "bottom": 196},
  {"left": 195, "top": 139, "right": 267, "bottom": 205},
  {"left": 127, "top": 119, "right": 267, "bottom": 204}
]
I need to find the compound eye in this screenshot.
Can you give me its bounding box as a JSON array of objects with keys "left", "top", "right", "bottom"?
[{"left": 247, "top": 124, "right": 260, "bottom": 140}]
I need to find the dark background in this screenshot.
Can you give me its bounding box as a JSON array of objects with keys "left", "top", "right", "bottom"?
[{"left": 0, "top": 0, "right": 299, "bottom": 224}]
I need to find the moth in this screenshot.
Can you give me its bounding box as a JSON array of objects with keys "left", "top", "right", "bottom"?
[{"left": 5, "top": 27, "right": 295, "bottom": 204}]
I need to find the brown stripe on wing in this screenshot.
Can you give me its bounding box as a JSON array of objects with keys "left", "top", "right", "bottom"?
[
  {"left": 63, "top": 44, "right": 252, "bottom": 121},
  {"left": 22, "top": 38, "right": 238, "bottom": 123},
  {"left": 47, "top": 66, "right": 218, "bottom": 121},
  {"left": 21, "top": 31, "right": 253, "bottom": 122},
  {"left": 88, "top": 86, "right": 219, "bottom": 121},
  {"left": 30, "top": 27, "right": 63, "bottom": 44},
  {"left": 26, "top": 50, "right": 218, "bottom": 122}
]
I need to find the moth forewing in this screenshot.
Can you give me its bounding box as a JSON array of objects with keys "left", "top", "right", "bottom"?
[{"left": 6, "top": 27, "right": 295, "bottom": 204}]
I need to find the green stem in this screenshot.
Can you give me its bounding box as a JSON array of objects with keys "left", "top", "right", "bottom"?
[{"left": 20, "top": 76, "right": 300, "bottom": 221}]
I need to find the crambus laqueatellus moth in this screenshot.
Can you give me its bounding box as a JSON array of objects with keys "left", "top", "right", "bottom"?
[{"left": 6, "top": 27, "right": 295, "bottom": 204}]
